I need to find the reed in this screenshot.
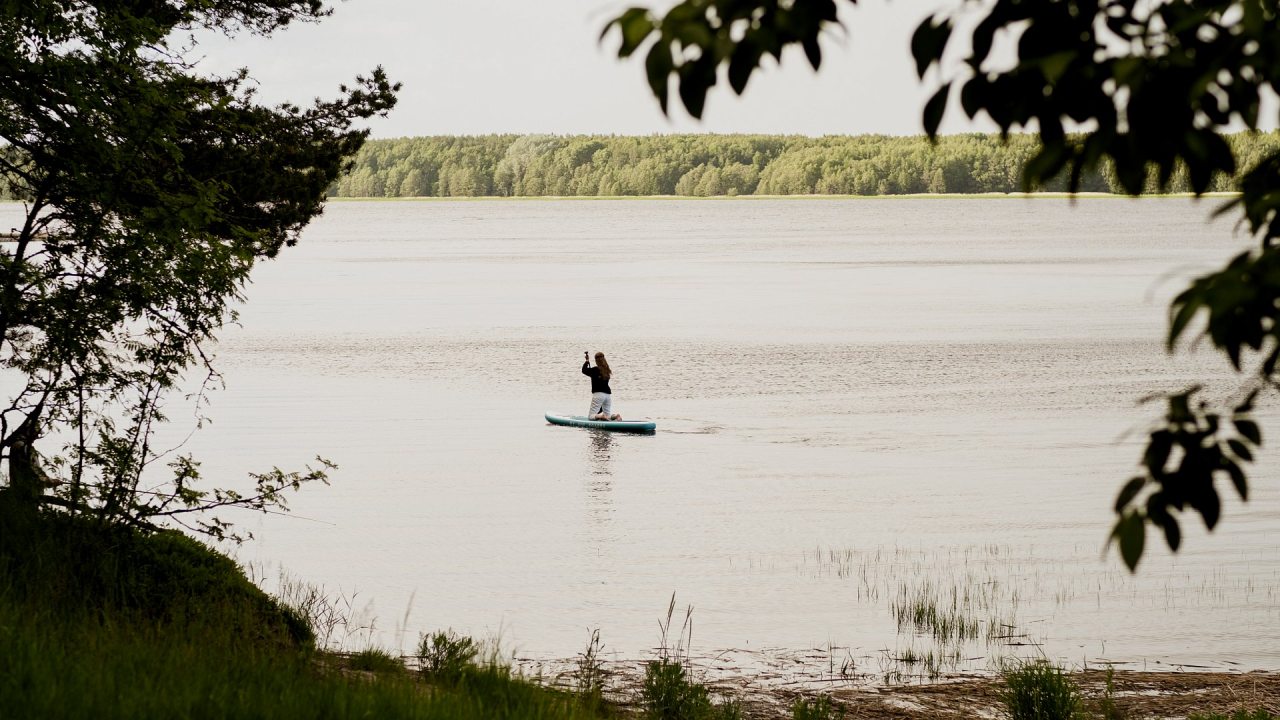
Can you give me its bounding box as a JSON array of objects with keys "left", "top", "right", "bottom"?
[
  {"left": 270, "top": 570, "right": 377, "bottom": 651},
  {"left": 575, "top": 628, "right": 608, "bottom": 705}
]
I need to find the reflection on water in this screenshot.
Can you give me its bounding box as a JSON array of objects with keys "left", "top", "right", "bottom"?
[
  {"left": 587, "top": 430, "right": 613, "bottom": 477},
  {"left": 584, "top": 431, "right": 615, "bottom": 533}
]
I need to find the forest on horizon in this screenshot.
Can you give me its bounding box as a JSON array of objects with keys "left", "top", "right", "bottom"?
[
  {"left": 325, "top": 132, "right": 1280, "bottom": 199},
  {"left": 4, "top": 132, "right": 1279, "bottom": 203}
]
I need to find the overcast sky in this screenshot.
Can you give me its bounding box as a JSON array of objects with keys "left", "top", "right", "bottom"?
[{"left": 192, "top": 0, "right": 996, "bottom": 138}]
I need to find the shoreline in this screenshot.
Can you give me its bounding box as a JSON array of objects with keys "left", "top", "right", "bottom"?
[
  {"left": 513, "top": 653, "right": 1280, "bottom": 719},
  {"left": 320, "top": 192, "right": 1240, "bottom": 202},
  {"left": 0, "top": 193, "right": 1240, "bottom": 209}
]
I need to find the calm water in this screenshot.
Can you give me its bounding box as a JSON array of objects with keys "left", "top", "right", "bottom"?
[{"left": 10, "top": 198, "right": 1280, "bottom": 678}]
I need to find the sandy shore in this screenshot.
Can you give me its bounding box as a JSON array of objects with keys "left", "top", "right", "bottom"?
[
  {"left": 823, "top": 670, "right": 1279, "bottom": 720},
  {"left": 518, "top": 652, "right": 1279, "bottom": 719}
]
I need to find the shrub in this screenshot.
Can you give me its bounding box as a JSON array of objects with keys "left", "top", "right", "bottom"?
[
  {"left": 792, "top": 694, "right": 842, "bottom": 720},
  {"left": 999, "top": 661, "right": 1082, "bottom": 720},
  {"left": 642, "top": 658, "right": 718, "bottom": 720},
  {"left": 347, "top": 648, "right": 406, "bottom": 674},
  {"left": 416, "top": 629, "right": 479, "bottom": 680}
]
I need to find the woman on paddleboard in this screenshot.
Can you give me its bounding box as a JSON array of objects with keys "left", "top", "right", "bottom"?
[{"left": 582, "top": 351, "right": 622, "bottom": 421}]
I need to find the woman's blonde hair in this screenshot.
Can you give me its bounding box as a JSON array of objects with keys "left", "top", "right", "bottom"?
[{"left": 594, "top": 352, "right": 611, "bottom": 380}]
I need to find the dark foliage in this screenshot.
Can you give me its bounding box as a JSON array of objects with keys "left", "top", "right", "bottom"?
[{"left": 0, "top": 1, "right": 397, "bottom": 538}]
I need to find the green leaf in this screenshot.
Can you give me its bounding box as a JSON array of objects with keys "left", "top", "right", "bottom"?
[
  {"left": 1112, "top": 57, "right": 1143, "bottom": 84},
  {"left": 671, "top": 18, "right": 713, "bottom": 49},
  {"left": 1022, "top": 144, "right": 1067, "bottom": 191},
  {"left": 1115, "top": 476, "right": 1146, "bottom": 512},
  {"left": 802, "top": 36, "right": 822, "bottom": 71},
  {"left": 1263, "top": 347, "right": 1280, "bottom": 379},
  {"left": 1143, "top": 430, "right": 1172, "bottom": 478},
  {"left": 1156, "top": 511, "right": 1181, "bottom": 552},
  {"left": 608, "top": 8, "right": 656, "bottom": 58},
  {"left": 1227, "top": 438, "right": 1253, "bottom": 462},
  {"left": 969, "top": 15, "right": 997, "bottom": 67},
  {"left": 923, "top": 82, "right": 951, "bottom": 139},
  {"left": 728, "top": 41, "right": 759, "bottom": 95},
  {"left": 911, "top": 15, "right": 953, "bottom": 79},
  {"left": 1224, "top": 458, "right": 1249, "bottom": 501},
  {"left": 1233, "top": 419, "right": 1261, "bottom": 445},
  {"left": 677, "top": 56, "right": 715, "bottom": 119},
  {"left": 1037, "top": 51, "right": 1075, "bottom": 84},
  {"left": 1191, "top": 487, "right": 1222, "bottom": 530},
  {"left": 1169, "top": 389, "right": 1198, "bottom": 423},
  {"left": 1168, "top": 294, "right": 1201, "bottom": 350},
  {"left": 959, "top": 78, "right": 984, "bottom": 119},
  {"left": 1241, "top": 94, "right": 1260, "bottom": 130},
  {"left": 1235, "top": 388, "right": 1261, "bottom": 414},
  {"left": 645, "top": 42, "right": 674, "bottom": 114},
  {"left": 1113, "top": 511, "right": 1145, "bottom": 571}
]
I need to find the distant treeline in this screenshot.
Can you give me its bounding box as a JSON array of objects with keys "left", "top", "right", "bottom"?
[
  {"left": 326, "top": 133, "right": 1280, "bottom": 198},
  {"left": 3, "top": 133, "right": 1278, "bottom": 202}
]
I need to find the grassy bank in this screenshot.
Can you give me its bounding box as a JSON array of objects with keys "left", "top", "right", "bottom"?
[{"left": 0, "top": 507, "right": 604, "bottom": 720}]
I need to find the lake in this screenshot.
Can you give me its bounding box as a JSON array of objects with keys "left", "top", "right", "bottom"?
[{"left": 10, "top": 197, "right": 1279, "bottom": 683}]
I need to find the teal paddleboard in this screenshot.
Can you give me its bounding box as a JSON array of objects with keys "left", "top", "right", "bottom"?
[{"left": 545, "top": 412, "right": 656, "bottom": 434}]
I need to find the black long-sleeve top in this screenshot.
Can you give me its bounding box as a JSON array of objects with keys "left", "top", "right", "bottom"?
[{"left": 582, "top": 361, "right": 611, "bottom": 394}]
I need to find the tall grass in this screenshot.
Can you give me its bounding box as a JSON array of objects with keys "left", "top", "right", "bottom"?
[
  {"left": 575, "top": 628, "right": 608, "bottom": 707},
  {"left": 0, "top": 585, "right": 615, "bottom": 720},
  {"left": 998, "top": 661, "right": 1083, "bottom": 720},
  {"left": 268, "top": 569, "right": 376, "bottom": 650},
  {"left": 639, "top": 594, "right": 741, "bottom": 720}
]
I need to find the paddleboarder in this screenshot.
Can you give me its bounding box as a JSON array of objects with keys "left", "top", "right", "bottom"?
[{"left": 582, "top": 351, "right": 622, "bottom": 421}]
